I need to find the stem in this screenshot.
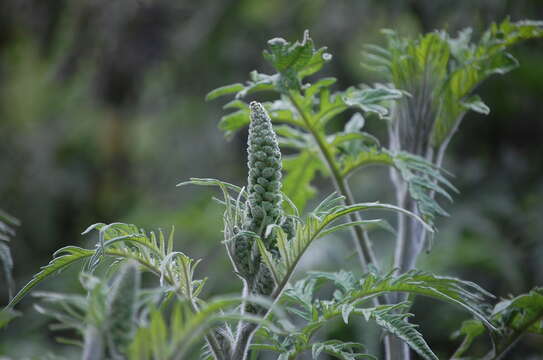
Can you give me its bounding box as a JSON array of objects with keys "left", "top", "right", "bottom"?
[
  {"left": 286, "top": 92, "right": 379, "bottom": 271},
  {"left": 231, "top": 321, "right": 258, "bottom": 360},
  {"left": 287, "top": 92, "right": 409, "bottom": 360},
  {"left": 490, "top": 311, "right": 543, "bottom": 360},
  {"left": 190, "top": 299, "right": 225, "bottom": 360}
]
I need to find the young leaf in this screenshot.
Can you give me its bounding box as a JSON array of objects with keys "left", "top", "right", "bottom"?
[
  {"left": 5, "top": 246, "right": 94, "bottom": 310},
  {"left": 0, "top": 209, "right": 19, "bottom": 299},
  {"left": 282, "top": 151, "right": 325, "bottom": 212}
]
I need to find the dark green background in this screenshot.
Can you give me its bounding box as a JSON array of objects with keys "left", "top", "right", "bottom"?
[{"left": 1, "top": 0, "right": 542, "bottom": 358}]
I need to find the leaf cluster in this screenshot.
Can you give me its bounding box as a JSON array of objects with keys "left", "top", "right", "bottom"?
[
  {"left": 362, "top": 19, "right": 543, "bottom": 148},
  {"left": 254, "top": 269, "right": 495, "bottom": 360},
  {"left": 207, "top": 31, "right": 453, "bottom": 230}
]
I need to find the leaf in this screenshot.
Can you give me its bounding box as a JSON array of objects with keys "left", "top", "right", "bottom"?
[
  {"left": 177, "top": 177, "right": 244, "bottom": 195},
  {"left": 267, "top": 194, "right": 433, "bottom": 293},
  {"left": 0, "top": 243, "right": 14, "bottom": 299},
  {"left": 461, "top": 95, "right": 490, "bottom": 115},
  {"left": 218, "top": 109, "right": 250, "bottom": 138},
  {"left": 282, "top": 151, "right": 325, "bottom": 212},
  {"left": 317, "top": 219, "right": 395, "bottom": 239},
  {"left": 492, "top": 288, "right": 543, "bottom": 335},
  {"left": 343, "top": 85, "right": 403, "bottom": 118},
  {"left": 262, "top": 30, "right": 332, "bottom": 92},
  {"left": 432, "top": 19, "right": 543, "bottom": 146},
  {"left": 367, "top": 304, "right": 438, "bottom": 360},
  {"left": 344, "top": 112, "right": 365, "bottom": 133},
  {"left": 108, "top": 262, "right": 141, "bottom": 353},
  {"left": 0, "top": 209, "right": 19, "bottom": 299},
  {"left": 205, "top": 83, "right": 245, "bottom": 101},
  {"left": 312, "top": 340, "right": 374, "bottom": 359},
  {"left": 307, "top": 269, "right": 494, "bottom": 330},
  {"left": 340, "top": 148, "right": 394, "bottom": 177},
  {"left": 450, "top": 319, "right": 486, "bottom": 358},
  {"left": 364, "top": 20, "right": 543, "bottom": 149},
  {"left": 0, "top": 308, "right": 19, "bottom": 329},
  {"left": 6, "top": 246, "right": 94, "bottom": 310}
]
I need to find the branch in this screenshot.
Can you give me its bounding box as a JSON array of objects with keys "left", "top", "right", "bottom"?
[{"left": 286, "top": 91, "right": 379, "bottom": 272}]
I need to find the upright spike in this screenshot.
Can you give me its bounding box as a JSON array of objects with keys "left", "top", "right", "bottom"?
[{"left": 245, "top": 101, "right": 283, "bottom": 240}]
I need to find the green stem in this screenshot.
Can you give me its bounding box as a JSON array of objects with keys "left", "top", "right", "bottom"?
[
  {"left": 491, "top": 310, "right": 543, "bottom": 360},
  {"left": 286, "top": 92, "right": 379, "bottom": 271}
]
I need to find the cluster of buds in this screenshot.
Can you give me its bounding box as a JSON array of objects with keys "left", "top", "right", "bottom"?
[{"left": 230, "top": 102, "right": 291, "bottom": 302}]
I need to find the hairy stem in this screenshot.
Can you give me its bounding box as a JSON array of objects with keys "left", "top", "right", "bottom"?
[
  {"left": 286, "top": 92, "right": 409, "bottom": 360},
  {"left": 231, "top": 321, "right": 258, "bottom": 360},
  {"left": 189, "top": 296, "right": 225, "bottom": 360},
  {"left": 490, "top": 310, "right": 543, "bottom": 360},
  {"left": 286, "top": 92, "right": 379, "bottom": 271}
]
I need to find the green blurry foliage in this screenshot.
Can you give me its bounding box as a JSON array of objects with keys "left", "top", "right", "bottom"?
[
  {"left": 1, "top": 0, "right": 543, "bottom": 358},
  {"left": 2, "top": 24, "right": 543, "bottom": 360}
]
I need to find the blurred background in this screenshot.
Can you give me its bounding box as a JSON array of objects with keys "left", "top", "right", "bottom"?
[{"left": 1, "top": 0, "right": 542, "bottom": 358}]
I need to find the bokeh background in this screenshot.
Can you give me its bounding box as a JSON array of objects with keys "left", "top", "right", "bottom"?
[{"left": 1, "top": 0, "right": 542, "bottom": 358}]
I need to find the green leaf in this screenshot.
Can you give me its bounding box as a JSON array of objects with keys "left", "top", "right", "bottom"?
[
  {"left": 0, "top": 209, "right": 19, "bottom": 299},
  {"left": 343, "top": 85, "right": 403, "bottom": 118},
  {"left": 177, "top": 177, "right": 243, "bottom": 195},
  {"left": 0, "top": 243, "right": 14, "bottom": 299},
  {"left": 282, "top": 151, "right": 325, "bottom": 212},
  {"left": 492, "top": 288, "right": 543, "bottom": 335},
  {"left": 205, "top": 83, "right": 245, "bottom": 101},
  {"left": 339, "top": 148, "right": 394, "bottom": 177},
  {"left": 307, "top": 269, "right": 494, "bottom": 330},
  {"left": 344, "top": 112, "right": 365, "bottom": 133},
  {"left": 450, "top": 319, "right": 485, "bottom": 358},
  {"left": 267, "top": 194, "right": 432, "bottom": 292},
  {"left": 305, "top": 77, "right": 337, "bottom": 98},
  {"left": 218, "top": 108, "right": 250, "bottom": 137},
  {"left": 0, "top": 308, "right": 19, "bottom": 329},
  {"left": 5, "top": 246, "right": 94, "bottom": 310},
  {"left": 364, "top": 20, "right": 543, "bottom": 148},
  {"left": 262, "top": 30, "right": 332, "bottom": 92},
  {"left": 317, "top": 219, "right": 395, "bottom": 239},
  {"left": 108, "top": 262, "right": 141, "bottom": 353},
  {"left": 312, "top": 340, "right": 374, "bottom": 359},
  {"left": 367, "top": 304, "right": 438, "bottom": 360},
  {"left": 461, "top": 95, "right": 490, "bottom": 115}
]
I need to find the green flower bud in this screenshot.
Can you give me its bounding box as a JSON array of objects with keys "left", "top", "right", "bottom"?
[
  {"left": 232, "top": 233, "right": 253, "bottom": 278},
  {"left": 254, "top": 264, "right": 274, "bottom": 296},
  {"left": 245, "top": 102, "right": 283, "bottom": 236}
]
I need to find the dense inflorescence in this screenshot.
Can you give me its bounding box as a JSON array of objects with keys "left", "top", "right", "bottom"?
[
  {"left": 229, "top": 102, "right": 287, "bottom": 301},
  {"left": 245, "top": 101, "right": 283, "bottom": 239}
]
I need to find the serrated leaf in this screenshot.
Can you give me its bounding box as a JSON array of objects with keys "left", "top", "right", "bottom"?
[
  {"left": 369, "top": 305, "right": 438, "bottom": 360},
  {"left": 263, "top": 30, "right": 331, "bottom": 92},
  {"left": 282, "top": 151, "right": 325, "bottom": 212},
  {"left": 6, "top": 246, "right": 94, "bottom": 310},
  {"left": 343, "top": 85, "right": 403, "bottom": 118},
  {"left": 312, "top": 340, "right": 373, "bottom": 359},
  {"left": 341, "top": 304, "right": 354, "bottom": 324}
]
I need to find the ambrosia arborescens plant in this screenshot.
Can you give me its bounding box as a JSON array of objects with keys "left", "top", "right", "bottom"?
[{"left": 2, "top": 20, "right": 543, "bottom": 360}]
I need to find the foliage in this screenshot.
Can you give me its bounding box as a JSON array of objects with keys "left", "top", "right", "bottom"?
[
  {"left": 254, "top": 269, "right": 495, "bottom": 360},
  {"left": 207, "top": 30, "right": 453, "bottom": 233},
  {"left": 2, "top": 23, "right": 543, "bottom": 360},
  {"left": 0, "top": 209, "right": 19, "bottom": 301},
  {"left": 451, "top": 288, "right": 543, "bottom": 359},
  {"left": 363, "top": 19, "right": 543, "bottom": 149}
]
